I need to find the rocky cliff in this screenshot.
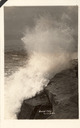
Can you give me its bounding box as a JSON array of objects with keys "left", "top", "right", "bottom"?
[{"left": 17, "top": 59, "right": 78, "bottom": 119}]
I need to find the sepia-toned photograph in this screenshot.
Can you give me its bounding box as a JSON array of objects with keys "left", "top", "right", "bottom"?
[{"left": 4, "top": 6, "right": 78, "bottom": 119}]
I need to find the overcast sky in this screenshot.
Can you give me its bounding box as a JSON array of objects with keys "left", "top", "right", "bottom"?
[{"left": 4, "top": 6, "right": 78, "bottom": 52}]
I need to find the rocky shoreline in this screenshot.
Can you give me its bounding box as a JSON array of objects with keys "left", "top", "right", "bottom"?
[{"left": 17, "top": 59, "right": 78, "bottom": 119}]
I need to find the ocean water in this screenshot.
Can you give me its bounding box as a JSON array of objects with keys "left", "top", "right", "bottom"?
[
  {"left": 4, "top": 14, "right": 78, "bottom": 119},
  {"left": 5, "top": 50, "right": 27, "bottom": 77}
]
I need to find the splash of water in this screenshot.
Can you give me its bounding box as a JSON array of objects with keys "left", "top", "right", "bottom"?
[{"left": 5, "top": 15, "right": 77, "bottom": 119}]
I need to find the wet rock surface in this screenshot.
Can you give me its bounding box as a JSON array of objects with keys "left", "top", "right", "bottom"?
[
  {"left": 17, "top": 59, "right": 78, "bottom": 119},
  {"left": 17, "top": 91, "right": 54, "bottom": 119}
]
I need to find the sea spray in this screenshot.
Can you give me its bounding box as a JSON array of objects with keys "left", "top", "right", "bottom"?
[{"left": 5, "top": 15, "right": 76, "bottom": 119}]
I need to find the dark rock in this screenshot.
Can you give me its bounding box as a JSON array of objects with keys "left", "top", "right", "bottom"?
[
  {"left": 17, "top": 91, "right": 56, "bottom": 119},
  {"left": 17, "top": 59, "right": 78, "bottom": 119}
]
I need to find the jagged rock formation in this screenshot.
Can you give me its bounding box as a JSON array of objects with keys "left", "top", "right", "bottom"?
[{"left": 17, "top": 59, "right": 78, "bottom": 119}]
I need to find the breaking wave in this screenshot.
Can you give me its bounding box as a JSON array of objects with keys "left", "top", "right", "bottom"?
[{"left": 5, "top": 15, "right": 77, "bottom": 119}]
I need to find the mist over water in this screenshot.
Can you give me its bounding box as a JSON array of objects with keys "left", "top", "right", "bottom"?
[{"left": 5, "top": 15, "right": 77, "bottom": 119}]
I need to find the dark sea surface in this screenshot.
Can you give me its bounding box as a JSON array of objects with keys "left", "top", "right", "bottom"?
[{"left": 5, "top": 49, "right": 28, "bottom": 77}]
